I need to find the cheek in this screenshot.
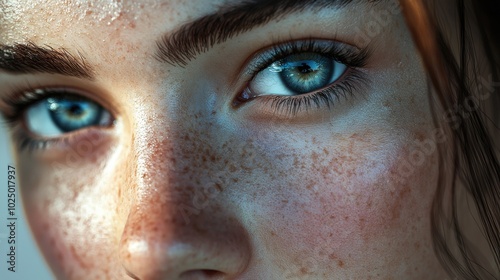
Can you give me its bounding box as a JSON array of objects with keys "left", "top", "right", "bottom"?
[
  {"left": 255, "top": 130, "right": 439, "bottom": 272},
  {"left": 18, "top": 137, "right": 126, "bottom": 279}
]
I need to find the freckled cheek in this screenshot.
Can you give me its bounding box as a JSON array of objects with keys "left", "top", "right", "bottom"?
[
  {"left": 18, "top": 146, "right": 124, "bottom": 277},
  {"left": 266, "top": 140, "right": 437, "bottom": 259},
  {"left": 23, "top": 177, "right": 122, "bottom": 278}
]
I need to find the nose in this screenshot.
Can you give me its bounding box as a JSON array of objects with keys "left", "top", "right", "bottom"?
[
  {"left": 119, "top": 192, "right": 251, "bottom": 280},
  {"left": 118, "top": 145, "right": 251, "bottom": 280}
]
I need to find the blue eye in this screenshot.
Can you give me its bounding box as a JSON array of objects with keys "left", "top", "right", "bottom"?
[
  {"left": 248, "top": 52, "right": 347, "bottom": 97},
  {"left": 25, "top": 95, "right": 113, "bottom": 137}
]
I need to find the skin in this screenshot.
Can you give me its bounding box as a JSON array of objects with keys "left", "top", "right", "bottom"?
[{"left": 0, "top": 0, "right": 458, "bottom": 279}]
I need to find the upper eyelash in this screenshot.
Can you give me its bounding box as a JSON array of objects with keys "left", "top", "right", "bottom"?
[
  {"left": 245, "top": 39, "right": 370, "bottom": 77},
  {"left": 0, "top": 40, "right": 370, "bottom": 147},
  {"left": 238, "top": 39, "right": 371, "bottom": 117},
  {"left": 1, "top": 88, "right": 86, "bottom": 125},
  {"left": 0, "top": 87, "right": 112, "bottom": 151}
]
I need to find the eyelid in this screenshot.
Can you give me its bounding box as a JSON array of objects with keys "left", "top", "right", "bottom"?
[
  {"left": 232, "top": 39, "right": 371, "bottom": 120},
  {"left": 0, "top": 83, "right": 120, "bottom": 125},
  {"left": 0, "top": 84, "right": 119, "bottom": 152},
  {"left": 242, "top": 39, "right": 368, "bottom": 77}
]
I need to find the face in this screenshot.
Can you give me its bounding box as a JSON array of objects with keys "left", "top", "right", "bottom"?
[{"left": 0, "top": 0, "right": 453, "bottom": 279}]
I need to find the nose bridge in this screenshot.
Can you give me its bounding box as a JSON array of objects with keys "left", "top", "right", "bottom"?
[
  {"left": 131, "top": 119, "right": 218, "bottom": 224},
  {"left": 118, "top": 118, "right": 251, "bottom": 279}
]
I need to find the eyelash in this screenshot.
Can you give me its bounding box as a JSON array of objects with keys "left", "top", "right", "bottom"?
[
  {"left": 0, "top": 40, "right": 370, "bottom": 150},
  {"left": 0, "top": 87, "right": 106, "bottom": 151},
  {"left": 239, "top": 39, "right": 371, "bottom": 117}
]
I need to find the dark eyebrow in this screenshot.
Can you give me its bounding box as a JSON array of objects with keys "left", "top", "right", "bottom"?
[
  {"left": 156, "top": 0, "right": 365, "bottom": 67},
  {"left": 0, "top": 42, "right": 95, "bottom": 79}
]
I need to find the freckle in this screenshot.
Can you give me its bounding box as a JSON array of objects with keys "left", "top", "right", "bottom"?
[
  {"left": 229, "top": 164, "right": 237, "bottom": 172},
  {"left": 70, "top": 245, "right": 89, "bottom": 269},
  {"left": 300, "top": 267, "right": 309, "bottom": 274},
  {"left": 311, "top": 151, "right": 319, "bottom": 164},
  {"left": 415, "top": 131, "right": 426, "bottom": 142},
  {"left": 337, "top": 260, "right": 345, "bottom": 267},
  {"left": 320, "top": 166, "right": 330, "bottom": 178},
  {"left": 390, "top": 186, "right": 412, "bottom": 221}
]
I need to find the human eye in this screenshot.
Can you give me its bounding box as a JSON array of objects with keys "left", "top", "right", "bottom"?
[
  {"left": 1, "top": 88, "right": 114, "bottom": 150},
  {"left": 234, "top": 40, "right": 370, "bottom": 118}
]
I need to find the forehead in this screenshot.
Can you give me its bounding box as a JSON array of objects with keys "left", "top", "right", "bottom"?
[
  {"left": 0, "top": 0, "right": 226, "bottom": 43},
  {"left": 0, "top": 0, "right": 194, "bottom": 20}
]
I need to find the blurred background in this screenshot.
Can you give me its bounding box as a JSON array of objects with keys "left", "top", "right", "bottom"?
[{"left": 0, "top": 124, "right": 54, "bottom": 280}]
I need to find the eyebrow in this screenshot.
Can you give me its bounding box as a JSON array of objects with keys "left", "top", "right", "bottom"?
[
  {"left": 0, "top": 43, "right": 94, "bottom": 79},
  {"left": 156, "top": 0, "right": 366, "bottom": 66},
  {"left": 0, "top": 0, "right": 374, "bottom": 78}
]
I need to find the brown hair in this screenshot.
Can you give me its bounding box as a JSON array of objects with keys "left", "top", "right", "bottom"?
[{"left": 401, "top": 0, "right": 500, "bottom": 278}]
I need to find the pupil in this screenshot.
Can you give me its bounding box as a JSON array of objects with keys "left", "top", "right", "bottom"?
[
  {"left": 68, "top": 104, "right": 83, "bottom": 116},
  {"left": 297, "top": 62, "right": 314, "bottom": 74}
]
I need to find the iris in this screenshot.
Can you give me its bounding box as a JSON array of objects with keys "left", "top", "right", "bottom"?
[
  {"left": 278, "top": 53, "right": 334, "bottom": 94},
  {"left": 46, "top": 97, "right": 104, "bottom": 133}
]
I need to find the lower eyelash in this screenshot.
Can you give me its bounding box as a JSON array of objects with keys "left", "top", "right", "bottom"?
[
  {"left": 17, "top": 132, "right": 52, "bottom": 151},
  {"left": 237, "top": 39, "right": 371, "bottom": 117},
  {"left": 257, "top": 69, "right": 369, "bottom": 118},
  {"left": 5, "top": 122, "right": 57, "bottom": 152}
]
